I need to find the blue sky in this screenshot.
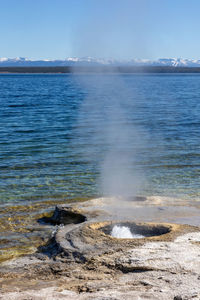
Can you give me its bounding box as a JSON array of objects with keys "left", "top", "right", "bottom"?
[{"left": 0, "top": 0, "right": 200, "bottom": 60}]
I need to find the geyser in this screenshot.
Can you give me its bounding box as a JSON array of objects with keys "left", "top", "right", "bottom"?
[
  {"left": 111, "top": 225, "right": 144, "bottom": 239},
  {"left": 73, "top": 73, "right": 146, "bottom": 199},
  {"left": 100, "top": 222, "right": 171, "bottom": 239}
]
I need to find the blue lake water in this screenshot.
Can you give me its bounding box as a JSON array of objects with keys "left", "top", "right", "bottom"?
[{"left": 0, "top": 73, "right": 200, "bottom": 258}]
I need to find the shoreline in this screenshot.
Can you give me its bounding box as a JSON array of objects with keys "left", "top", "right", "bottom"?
[
  {"left": 0, "top": 197, "right": 200, "bottom": 299},
  {"left": 2, "top": 66, "right": 200, "bottom": 73},
  {"left": 1, "top": 195, "right": 200, "bottom": 263}
]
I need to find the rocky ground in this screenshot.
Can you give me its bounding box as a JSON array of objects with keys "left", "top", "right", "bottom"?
[{"left": 0, "top": 196, "right": 200, "bottom": 299}]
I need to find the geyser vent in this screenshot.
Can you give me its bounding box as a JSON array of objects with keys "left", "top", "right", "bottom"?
[{"left": 100, "top": 222, "right": 171, "bottom": 239}]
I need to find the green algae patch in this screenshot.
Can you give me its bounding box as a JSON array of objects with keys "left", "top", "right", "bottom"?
[
  {"left": 0, "top": 210, "right": 53, "bottom": 263},
  {"left": 0, "top": 245, "right": 37, "bottom": 263}
]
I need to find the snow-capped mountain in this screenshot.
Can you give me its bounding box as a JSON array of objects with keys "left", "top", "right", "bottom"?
[{"left": 1, "top": 57, "right": 200, "bottom": 67}]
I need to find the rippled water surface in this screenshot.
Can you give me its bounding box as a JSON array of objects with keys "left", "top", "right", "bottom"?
[{"left": 0, "top": 73, "right": 200, "bottom": 260}]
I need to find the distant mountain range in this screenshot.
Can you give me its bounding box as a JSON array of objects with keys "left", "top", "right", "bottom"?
[{"left": 1, "top": 57, "right": 200, "bottom": 67}]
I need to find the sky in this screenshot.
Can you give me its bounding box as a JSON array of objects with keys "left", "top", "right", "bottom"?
[{"left": 0, "top": 0, "right": 200, "bottom": 60}]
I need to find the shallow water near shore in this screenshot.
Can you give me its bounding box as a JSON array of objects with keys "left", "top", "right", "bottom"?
[{"left": 0, "top": 73, "right": 200, "bottom": 261}]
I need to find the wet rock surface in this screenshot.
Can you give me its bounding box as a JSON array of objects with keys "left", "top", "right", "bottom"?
[{"left": 0, "top": 197, "right": 200, "bottom": 299}]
